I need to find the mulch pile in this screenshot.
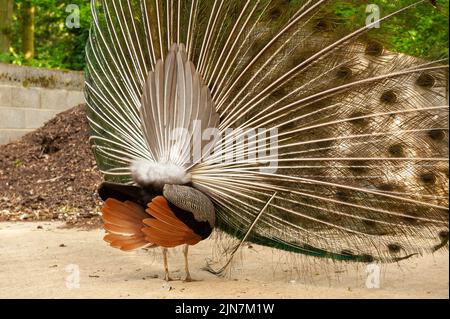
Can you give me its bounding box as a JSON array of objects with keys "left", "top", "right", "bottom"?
[{"left": 0, "top": 105, "right": 104, "bottom": 227}]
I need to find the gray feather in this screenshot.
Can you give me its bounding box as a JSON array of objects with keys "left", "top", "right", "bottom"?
[{"left": 163, "top": 184, "right": 216, "bottom": 227}]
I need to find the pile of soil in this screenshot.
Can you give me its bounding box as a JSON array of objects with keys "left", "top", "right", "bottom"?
[{"left": 0, "top": 105, "right": 103, "bottom": 227}]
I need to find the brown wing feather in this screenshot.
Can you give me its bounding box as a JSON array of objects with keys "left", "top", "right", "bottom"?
[
  {"left": 101, "top": 196, "right": 202, "bottom": 251},
  {"left": 102, "top": 199, "right": 152, "bottom": 251},
  {"left": 143, "top": 196, "right": 202, "bottom": 247}
]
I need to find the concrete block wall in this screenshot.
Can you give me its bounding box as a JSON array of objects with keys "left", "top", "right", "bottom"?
[{"left": 0, "top": 63, "right": 85, "bottom": 145}]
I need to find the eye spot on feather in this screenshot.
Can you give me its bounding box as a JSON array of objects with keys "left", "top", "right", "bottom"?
[
  {"left": 349, "top": 111, "right": 369, "bottom": 126},
  {"left": 428, "top": 129, "right": 445, "bottom": 141},
  {"left": 269, "top": 8, "right": 282, "bottom": 20},
  {"left": 388, "top": 144, "right": 404, "bottom": 157},
  {"left": 387, "top": 243, "right": 402, "bottom": 254},
  {"left": 336, "top": 190, "right": 349, "bottom": 201},
  {"left": 336, "top": 66, "right": 352, "bottom": 79},
  {"left": 365, "top": 41, "right": 384, "bottom": 56},
  {"left": 314, "top": 19, "right": 331, "bottom": 32},
  {"left": 416, "top": 73, "right": 436, "bottom": 88},
  {"left": 271, "top": 88, "right": 287, "bottom": 99},
  {"left": 439, "top": 230, "right": 449, "bottom": 242},
  {"left": 420, "top": 172, "right": 437, "bottom": 185},
  {"left": 377, "top": 183, "right": 395, "bottom": 192},
  {"left": 380, "top": 90, "right": 398, "bottom": 104},
  {"left": 434, "top": 230, "right": 449, "bottom": 251},
  {"left": 362, "top": 219, "right": 376, "bottom": 227}
]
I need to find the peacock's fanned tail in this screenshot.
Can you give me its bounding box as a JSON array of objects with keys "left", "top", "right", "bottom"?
[{"left": 85, "top": 0, "right": 449, "bottom": 263}]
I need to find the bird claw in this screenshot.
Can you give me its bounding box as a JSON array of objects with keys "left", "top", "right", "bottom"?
[{"left": 183, "top": 274, "right": 200, "bottom": 282}]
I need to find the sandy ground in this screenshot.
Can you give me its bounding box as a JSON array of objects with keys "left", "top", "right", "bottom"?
[{"left": 0, "top": 222, "right": 448, "bottom": 299}]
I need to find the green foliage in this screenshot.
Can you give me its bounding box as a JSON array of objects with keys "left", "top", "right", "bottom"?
[
  {"left": 333, "top": 0, "right": 449, "bottom": 58},
  {"left": 1, "top": 0, "right": 91, "bottom": 70},
  {"left": 0, "top": 0, "right": 448, "bottom": 70}
]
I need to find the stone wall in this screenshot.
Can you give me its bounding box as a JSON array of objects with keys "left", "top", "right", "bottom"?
[{"left": 0, "top": 62, "right": 85, "bottom": 145}]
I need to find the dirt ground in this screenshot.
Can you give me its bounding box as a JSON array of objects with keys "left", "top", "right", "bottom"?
[
  {"left": 0, "top": 105, "right": 102, "bottom": 227},
  {"left": 0, "top": 222, "right": 448, "bottom": 299}
]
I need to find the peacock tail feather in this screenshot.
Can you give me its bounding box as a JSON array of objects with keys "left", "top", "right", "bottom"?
[{"left": 85, "top": 0, "right": 449, "bottom": 263}]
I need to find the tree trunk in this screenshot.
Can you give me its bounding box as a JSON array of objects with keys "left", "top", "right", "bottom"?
[
  {"left": 0, "top": 0, "right": 13, "bottom": 53},
  {"left": 21, "top": 0, "right": 35, "bottom": 60}
]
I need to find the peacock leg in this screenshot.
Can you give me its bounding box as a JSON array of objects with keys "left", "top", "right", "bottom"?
[
  {"left": 183, "top": 244, "right": 193, "bottom": 282},
  {"left": 162, "top": 247, "right": 173, "bottom": 281}
]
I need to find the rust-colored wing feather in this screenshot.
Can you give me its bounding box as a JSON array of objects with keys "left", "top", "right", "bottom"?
[
  {"left": 102, "top": 199, "right": 153, "bottom": 251},
  {"left": 101, "top": 196, "right": 201, "bottom": 251},
  {"left": 143, "top": 196, "right": 202, "bottom": 247}
]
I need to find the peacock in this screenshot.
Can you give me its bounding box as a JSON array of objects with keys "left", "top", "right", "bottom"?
[{"left": 85, "top": 0, "right": 449, "bottom": 282}]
